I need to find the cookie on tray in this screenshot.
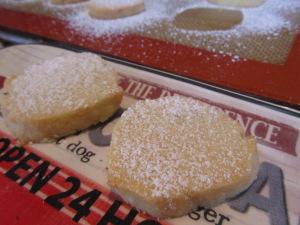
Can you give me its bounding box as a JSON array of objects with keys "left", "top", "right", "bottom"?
[
  {"left": 87, "top": 0, "right": 145, "bottom": 19},
  {"left": 108, "top": 96, "right": 258, "bottom": 218},
  {"left": 1, "top": 52, "right": 123, "bottom": 144}
]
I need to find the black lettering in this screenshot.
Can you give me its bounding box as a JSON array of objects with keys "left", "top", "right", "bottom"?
[
  {"left": 229, "top": 162, "right": 289, "bottom": 225},
  {"left": 63, "top": 140, "right": 96, "bottom": 163},
  {"left": 5, "top": 153, "right": 40, "bottom": 181},
  {"left": 76, "top": 147, "right": 86, "bottom": 156},
  {"left": 20, "top": 161, "right": 60, "bottom": 193},
  {"left": 67, "top": 141, "right": 82, "bottom": 153},
  {"left": 188, "top": 206, "right": 205, "bottom": 221},
  {"left": 69, "top": 189, "right": 101, "bottom": 222},
  {"left": 188, "top": 211, "right": 201, "bottom": 221},
  {"left": 138, "top": 220, "right": 162, "bottom": 225},
  {"left": 81, "top": 151, "right": 95, "bottom": 163},
  {"left": 97, "top": 200, "right": 138, "bottom": 225},
  {"left": 216, "top": 214, "right": 230, "bottom": 225},
  {"left": 204, "top": 209, "right": 217, "bottom": 223},
  {"left": 45, "top": 176, "right": 80, "bottom": 209},
  {"left": 0, "top": 146, "right": 25, "bottom": 162},
  {"left": 0, "top": 138, "right": 10, "bottom": 154}
]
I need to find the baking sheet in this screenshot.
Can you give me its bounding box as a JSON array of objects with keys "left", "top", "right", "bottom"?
[
  {"left": 0, "top": 44, "right": 299, "bottom": 225},
  {"left": 0, "top": 2, "right": 299, "bottom": 106},
  {"left": 1, "top": 0, "right": 299, "bottom": 64}
]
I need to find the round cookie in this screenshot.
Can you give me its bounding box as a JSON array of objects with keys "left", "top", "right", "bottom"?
[
  {"left": 108, "top": 96, "right": 259, "bottom": 218},
  {"left": 87, "top": 0, "right": 145, "bottom": 20},
  {"left": 1, "top": 52, "right": 123, "bottom": 144},
  {"left": 174, "top": 8, "right": 243, "bottom": 31}
]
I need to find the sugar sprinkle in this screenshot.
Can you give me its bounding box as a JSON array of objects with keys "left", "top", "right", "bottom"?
[
  {"left": 7, "top": 52, "right": 121, "bottom": 117},
  {"left": 109, "top": 96, "right": 254, "bottom": 198}
]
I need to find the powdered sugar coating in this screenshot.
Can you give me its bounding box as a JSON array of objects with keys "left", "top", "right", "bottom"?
[
  {"left": 109, "top": 96, "right": 255, "bottom": 198},
  {"left": 66, "top": 0, "right": 300, "bottom": 37},
  {"left": 1, "top": 0, "right": 299, "bottom": 63},
  {"left": 7, "top": 52, "right": 121, "bottom": 117},
  {"left": 63, "top": 0, "right": 300, "bottom": 63}
]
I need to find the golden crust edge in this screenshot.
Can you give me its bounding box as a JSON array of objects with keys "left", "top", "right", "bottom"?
[
  {"left": 108, "top": 119, "right": 259, "bottom": 218},
  {"left": 1, "top": 75, "right": 123, "bottom": 144}
]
